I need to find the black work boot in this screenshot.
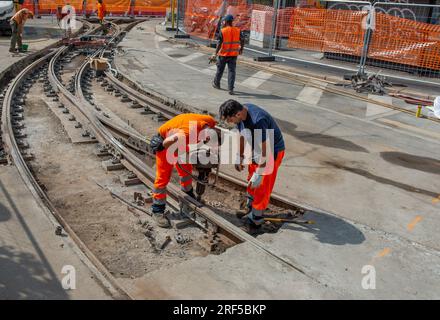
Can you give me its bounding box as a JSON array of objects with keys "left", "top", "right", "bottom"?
[
  {"left": 184, "top": 188, "right": 196, "bottom": 199},
  {"left": 240, "top": 212, "right": 264, "bottom": 235},
  {"left": 212, "top": 81, "right": 220, "bottom": 89}
]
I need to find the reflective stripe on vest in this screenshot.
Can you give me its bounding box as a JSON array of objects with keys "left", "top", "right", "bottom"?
[{"left": 219, "top": 26, "right": 241, "bottom": 57}]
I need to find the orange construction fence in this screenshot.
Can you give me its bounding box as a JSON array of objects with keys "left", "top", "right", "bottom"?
[
  {"left": 20, "top": 0, "right": 169, "bottom": 15},
  {"left": 286, "top": 8, "right": 440, "bottom": 71}
]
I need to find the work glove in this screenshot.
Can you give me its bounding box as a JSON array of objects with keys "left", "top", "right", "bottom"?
[
  {"left": 150, "top": 134, "right": 165, "bottom": 154},
  {"left": 248, "top": 172, "right": 263, "bottom": 189},
  {"left": 208, "top": 54, "right": 217, "bottom": 64},
  {"left": 234, "top": 154, "right": 244, "bottom": 172}
]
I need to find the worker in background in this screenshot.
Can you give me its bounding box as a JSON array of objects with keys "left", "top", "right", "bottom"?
[
  {"left": 219, "top": 100, "right": 285, "bottom": 234},
  {"left": 97, "top": 0, "right": 106, "bottom": 32},
  {"left": 149, "top": 113, "right": 217, "bottom": 228},
  {"left": 13, "top": 0, "right": 24, "bottom": 12},
  {"left": 211, "top": 14, "right": 245, "bottom": 95},
  {"left": 9, "top": 8, "right": 33, "bottom": 53}
]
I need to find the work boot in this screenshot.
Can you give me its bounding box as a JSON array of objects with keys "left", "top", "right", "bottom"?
[
  {"left": 240, "top": 214, "right": 264, "bottom": 235},
  {"left": 228, "top": 90, "right": 234, "bottom": 95},
  {"left": 152, "top": 212, "right": 170, "bottom": 228},
  {"left": 184, "top": 188, "right": 196, "bottom": 199},
  {"left": 212, "top": 82, "right": 220, "bottom": 90},
  {"left": 151, "top": 203, "right": 170, "bottom": 228},
  {"left": 9, "top": 48, "right": 17, "bottom": 53}
]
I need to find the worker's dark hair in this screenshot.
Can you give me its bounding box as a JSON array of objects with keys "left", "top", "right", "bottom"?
[{"left": 219, "top": 99, "right": 243, "bottom": 119}]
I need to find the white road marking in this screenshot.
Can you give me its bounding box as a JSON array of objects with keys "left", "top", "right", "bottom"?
[
  {"left": 366, "top": 95, "right": 393, "bottom": 118},
  {"left": 240, "top": 71, "right": 273, "bottom": 89},
  {"left": 177, "top": 52, "right": 205, "bottom": 63},
  {"left": 155, "top": 35, "right": 168, "bottom": 42},
  {"left": 162, "top": 47, "right": 177, "bottom": 53},
  {"left": 201, "top": 65, "right": 217, "bottom": 76},
  {"left": 296, "top": 85, "right": 326, "bottom": 105}
]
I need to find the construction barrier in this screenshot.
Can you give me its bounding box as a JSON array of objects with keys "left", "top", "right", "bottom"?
[
  {"left": 18, "top": 0, "right": 440, "bottom": 75},
  {"left": 181, "top": 1, "right": 440, "bottom": 74},
  {"left": 368, "top": 12, "right": 440, "bottom": 71},
  {"left": 132, "top": 0, "right": 169, "bottom": 16},
  {"left": 20, "top": 0, "right": 168, "bottom": 16}
]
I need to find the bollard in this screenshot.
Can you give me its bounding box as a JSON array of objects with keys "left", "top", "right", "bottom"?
[{"left": 416, "top": 105, "right": 422, "bottom": 118}]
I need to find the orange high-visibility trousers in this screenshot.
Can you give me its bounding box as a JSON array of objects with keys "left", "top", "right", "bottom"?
[
  {"left": 152, "top": 149, "right": 193, "bottom": 206},
  {"left": 246, "top": 150, "right": 285, "bottom": 217}
]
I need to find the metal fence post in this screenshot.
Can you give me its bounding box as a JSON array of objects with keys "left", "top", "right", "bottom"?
[
  {"left": 267, "top": 0, "right": 279, "bottom": 58},
  {"left": 82, "top": 0, "right": 86, "bottom": 17},
  {"left": 130, "top": 0, "right": 135, "bottom": 18},
  {"left": 176, "top": 0, "right": 180, "bottom": 34},
  {"left": 358, "top": 4, "right": 374, "bottom": 76}
]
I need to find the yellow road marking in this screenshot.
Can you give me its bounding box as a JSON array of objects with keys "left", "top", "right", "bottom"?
[{"left": 407, "top": 215, "right": 423, "bottom": 232}]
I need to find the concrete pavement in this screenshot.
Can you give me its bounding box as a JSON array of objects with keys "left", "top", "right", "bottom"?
[
  {"left": 0, "top": 17, "right": 81, "bottom": 76},
  {"left": 0, "top": 166, "right": 111, "bottom": 299}
]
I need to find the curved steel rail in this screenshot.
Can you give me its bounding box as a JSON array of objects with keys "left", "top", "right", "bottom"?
[
  {"left": 2, "top": 52, "right": 131, "bottom": 299},
  {"left": 66, "top": 38, "right": 315, "bottom": 280}
]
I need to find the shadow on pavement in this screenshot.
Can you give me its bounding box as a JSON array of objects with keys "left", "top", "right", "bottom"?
[
  {"left": 0, "top": 180, "right": 69, "bottom": 299},
  {"left": 380, "top": 151, "right": 440, "bottom": 175},
  {"left": 276, "top": 118, "right": 369, "bottom": 153},
  {"left": 283, "top": 211, "right": 366, "bottom": 245},
  {"left": 0, "top": 202, "right": 11, "bottom": 222},
  {"left": 0, "top": 245, "right": 69, "bottom": 299}
]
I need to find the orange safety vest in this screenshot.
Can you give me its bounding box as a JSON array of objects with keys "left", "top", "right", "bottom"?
[
  {"left": 97, "top": 3, "right": 106, "bottom": 20},
  {"left": 219, "top": 26, "right": 241, "bottom": 57},
  {"left": 158, "top": 114, "right": 217, "bottom": 142}
]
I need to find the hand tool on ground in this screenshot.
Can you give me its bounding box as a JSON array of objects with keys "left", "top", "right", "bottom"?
[{"left": 263, "top": 217, "right": 315, "bottom": 225}]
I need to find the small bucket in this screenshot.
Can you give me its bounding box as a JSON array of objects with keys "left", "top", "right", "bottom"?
[{"left": 21, "top": 44, "right": 29, "bottom": 52}]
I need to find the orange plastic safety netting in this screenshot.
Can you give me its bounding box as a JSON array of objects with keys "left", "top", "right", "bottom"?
[
  {"left": 321, "top": 9, "right": 367, "bottom": 57},
  {"left": 287, "top": 8, "right": 325, "bottom": 52},
  {"left": 368, "top": 12, "right": 440, "bottom": 71},
  {"left": 287, "top": 8, "right": 440, "bottom": 71},
  {"left": 20, "top": 0, "right": 168, "bottom": 15},
  {"left": 85, "top": 0, "right": 131, "bottom": 15},
  {"left": 132, "top": 0, "right": 169, "bottom": 15},
  {"left": 183, "top": 0, "right": 251, "bottom": 40}
]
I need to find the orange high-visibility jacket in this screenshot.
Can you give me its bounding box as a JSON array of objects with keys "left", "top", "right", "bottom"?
[
  {"left": 97, "top": 2, "right": 106, "bottom": 20},
  {"left": 158, "top": 114, "right": 217, "bottom": 142},
  {"left": 219, "top": 26, "right": 241, "bottom": 57}
]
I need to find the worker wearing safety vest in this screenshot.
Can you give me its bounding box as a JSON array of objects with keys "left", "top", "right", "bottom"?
[
  {"left": 149, "top": 114, "right": 217, "bottom": 228},
  {"left": 97, "top": 0, "right": 106, "bottom": 24},
  {"left": 211, "top": 14, "right": 244, "bottom": 95},
  {"left": 219, "top": 99, "right": 285, "bottom": 234},
  {"left": 9, "top": 8, "right": 33, "bottom": 53}
]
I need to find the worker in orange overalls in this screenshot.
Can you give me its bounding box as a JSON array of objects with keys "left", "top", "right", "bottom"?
[
  {"left": 149, "top": 114, "right": 217, "bottom": 228},
  {"left": 211, "top": 14, "right": 245, "bottom": 95},
  {"left": 97, "top": 0, "right": 106, "bottom": 24},
  {"left": 219, "top": 100, "right": 285, "bottom": 234}
]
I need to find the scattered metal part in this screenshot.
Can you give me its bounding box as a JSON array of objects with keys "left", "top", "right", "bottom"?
[
  {"left": 344, "top": 72, "right": 391, "bottom": 95},
  {"left": 55, "top": 226, "right": 63, "bottom": 236},
  {"left": 159, "top": 235, "right": 172, "bottom": 250}
]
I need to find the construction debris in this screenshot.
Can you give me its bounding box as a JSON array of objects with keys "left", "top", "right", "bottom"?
[{"left": 344, "top": 72, "right": 391, "bottom": 95}]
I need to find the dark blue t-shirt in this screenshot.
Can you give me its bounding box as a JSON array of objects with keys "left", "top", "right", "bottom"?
[{"left": 237, "top": 103, "right": 285, "bottom": 156}]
